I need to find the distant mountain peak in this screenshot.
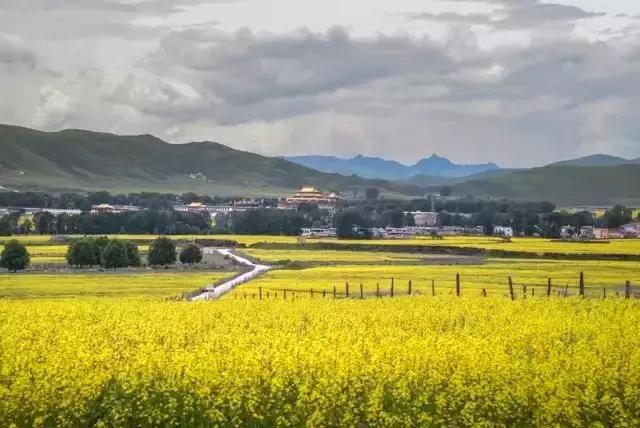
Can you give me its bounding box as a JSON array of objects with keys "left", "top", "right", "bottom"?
[{"left": 284, "top": 153, "right": 500, "bottom": 180}]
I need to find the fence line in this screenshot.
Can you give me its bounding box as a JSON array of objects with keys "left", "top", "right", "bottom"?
[{"left": 228, "top": 273, "right": 637, "bottom": 301}]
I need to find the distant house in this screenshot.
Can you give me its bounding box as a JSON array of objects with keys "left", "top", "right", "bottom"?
[
  {"left": 301, "top": 228, "right": 337, "bottom": 238},
  {"left": 593, "top": 228, "right": 624, "bottom": 240},
  {"left": 409, "top": 211, "right": 438, "bottom": 227},
  {"left": 620, "top": 222, "right": 640, "bottom": 238},
  {"left": 493, "top": 226, "right": 514, "bottom": 238}
]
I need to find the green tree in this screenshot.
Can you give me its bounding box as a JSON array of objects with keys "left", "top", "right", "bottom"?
[
  {"left": 148, "top": 237, "right": 176, "bottom": 266},
  {"left": 180, "top": 244, "right": 203, "bottom": 265},
  {"left": 35, "top": 212, "right": 56, "bottom": 235},
  {"left": 334, "top": 209, "right": 369, "bottom": 239},
  {"left": 0, "top": 217, "right": 11, "bottom": 236},
  {"left": 124, "top": 241, "right": 141, "bottom": 267},
  {"left": 20, "top": 218, "right": 33, "bottom": 235},
  {"left": 102, "top": 239, "right": 129, "bottom": 269},
  {"left": 602, "top": 205, "right": 633, "bottom": 229},
  {"left": 66, "top": 238, "right": 100, "bottom": 267},
  {"left": 365, "top": 187, "right": 380, "bottom": 201},
  {"left": 0, "top": 240, "right": 30, "bottom": 272}
]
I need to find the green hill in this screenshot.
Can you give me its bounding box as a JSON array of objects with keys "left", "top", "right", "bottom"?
[
  {"left": 442, "top": 165, "right": 640, "bottom": 206},
  {"left": 0, "top": 124, "right": 425, "bottom": 197}
]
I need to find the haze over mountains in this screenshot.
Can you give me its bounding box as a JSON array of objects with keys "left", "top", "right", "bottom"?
[
  {"left": 2, "top": 123, "right": 640, "bottom": 206},
  {"left": 284, "top": 155, "right": 500, "bottom": 180}
]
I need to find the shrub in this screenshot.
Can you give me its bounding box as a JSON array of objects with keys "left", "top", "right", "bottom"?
[{"left": 124, "top": 241, "right": 141, "bottom": 267}]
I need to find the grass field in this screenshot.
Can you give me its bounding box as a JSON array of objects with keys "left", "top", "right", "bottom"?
[
  {"left": 0, "top": 271, "right": 232, "bottom": 299},
  {"left": 1, "top": 298, "right": 640, "bottom": 426},
  {"left": 231, "top": 258, "right": 640, "bottom": 298}
]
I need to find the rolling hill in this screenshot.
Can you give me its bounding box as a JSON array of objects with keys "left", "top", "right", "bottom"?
[
  {"left": 283, "top": 154, "right": 500, "bottom": 179},
  {"left": 437, "top": 164, "right": 640, "bottom": 206},
  {"left": 547, "top": 154, "right": 633, "bottom": 168},
  {"left": 0, "top": 124, "right": 426, "bottom": 197}
]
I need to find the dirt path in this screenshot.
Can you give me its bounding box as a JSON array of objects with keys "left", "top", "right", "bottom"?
[{"left": 191, "top": 249, "right": 270, "bottom": 301}]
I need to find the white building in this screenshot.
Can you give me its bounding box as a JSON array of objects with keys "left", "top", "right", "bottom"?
[
  {"left": 301, "top": 228, "right": 337, "bottom": 238},
  {"left": 493, "top": 226, "right": 514, "bottom": 238},
  {"left": 409, "top": 211, "right": 438, "bottom": 227}
]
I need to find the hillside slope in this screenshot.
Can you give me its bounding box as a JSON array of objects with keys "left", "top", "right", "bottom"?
[
  {"left": 0, "top": 124, "right": 425, "bottom": 197},
  {"left": 442, "top": 165, "right": 640, "bottom": 206}
]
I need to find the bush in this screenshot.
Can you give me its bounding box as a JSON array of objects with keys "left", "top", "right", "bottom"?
[
  {"left": 179, "top": 244, "right": 203, "bottom": 265},
  {"left": 148, "top": 237, "right": 176, "bottom": 266},
  {"left": 0, "top": 239, "right": 30, "bottom": 272}
]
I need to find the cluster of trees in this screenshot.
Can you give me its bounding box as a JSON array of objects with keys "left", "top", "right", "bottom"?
[
  {"left": 66, "top": 237, "right": 141, "bottom": 268},
  {"left": 213, "top": 204, "right": 331, "bottom": 236},
  {"left": 65, "top": 237, "right": 203, "bottom": 268},
  {"left": 0, "top": 191, "right": 279, "bottom": 211},
  {"left": 0, "top": 210, "right": 212, "bottom": 236}
]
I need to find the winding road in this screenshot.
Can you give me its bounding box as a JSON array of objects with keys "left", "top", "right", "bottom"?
[{"left": 191, "top": 249, "right": 270, "bottom": 301}]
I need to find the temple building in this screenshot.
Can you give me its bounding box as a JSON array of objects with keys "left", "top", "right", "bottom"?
[{"left": 281, "top": 186, "right": 342, "bottom": 209}]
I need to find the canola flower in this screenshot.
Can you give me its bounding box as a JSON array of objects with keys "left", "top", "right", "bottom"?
[{"left": 1, "top": 297, "right": 640, "bottom": 426}]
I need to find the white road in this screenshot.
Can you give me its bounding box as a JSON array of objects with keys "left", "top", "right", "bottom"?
[{"left": 191, "top": 248, "right": 270, "bottom": 301}]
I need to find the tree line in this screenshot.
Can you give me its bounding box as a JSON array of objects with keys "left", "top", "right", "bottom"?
[{"left": 0, "top": 237, "right": 204, "bottom": 272}]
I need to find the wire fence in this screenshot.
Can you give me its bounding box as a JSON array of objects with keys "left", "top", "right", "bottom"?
[{"left": 228, "top": 273, "right": 638, "bottom": 301}]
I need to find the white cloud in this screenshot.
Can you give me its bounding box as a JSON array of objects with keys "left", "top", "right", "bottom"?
[{"left": 2, "top": 0, "right": 640, "bottom": 166}]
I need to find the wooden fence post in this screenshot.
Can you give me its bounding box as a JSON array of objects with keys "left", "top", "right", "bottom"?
[
  {"left": 532, "top": 288, "right": 535, "bottom": 297},
  {"left": 508, "top": 277, "right": 515, "bottom": 301},
  {"left": 579, "top": 272, "right": 585, "bottom": 297},
  {"left": 625, "top": 281, "right": 631, "bottom": 299},
  {"left": 267, "top": 291, "right": 270, "bottom": 299},
  {"left": 323, "top": 289, "right": 326, "bottom": 298},
  {"left": 522, "top": 284, "right": 527, "bottom": 298},
  {"left": 432, "top": 279, "right": 436, "bottom": 297},
  {"left": 376, "top": 282, "right": 380, "bottom": 298},
  {"left": 408, "top": 280, "right": 412, "bottom": 296},
  {"left": 564, "top": 284, "right": 569, "bottom": 297},
  {"left": 456, "top": 273, "right": 461, "bottom": 297},
  {"left": 547, "top": 278, "right": 552, "bottom": 297},
  {"left": 310, "top": 289, "right": 314, "bottom": 298},
  {"left": 603, "top": 288, "right": 606, "bottom": 299},
  {"left": 360, "top": 283, "right": 364, "bottom": 299},
  {"left": 333, "top": 286, "right": 336, "bottom": 299},
  {"left": 283, "top": 289, "right": 287, "bottom": 300},
  {"left": 391, "top": 277, "right": 395, "bottom": 298},
  {"left": 259, "top": 287, "right": 262, "bottom": 300},
  {"left": 482, "top": 288, "right": 487, "bottom": 297},
  {"left": 346, "top": 282, "right": 350, "bottom": 298}
]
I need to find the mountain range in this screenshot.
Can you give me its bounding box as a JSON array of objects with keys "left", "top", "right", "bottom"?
[
  {"left": 2, "top": 123, "right": 640, "bottom": 205},
  {"left": 0, "top": 124, "right": 424, "bottom": 198},
  {"left": 283, "top": 154, "right": 500, "bottom": 180}
]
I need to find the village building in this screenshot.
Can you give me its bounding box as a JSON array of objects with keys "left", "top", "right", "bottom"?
[{"left": 280, "top": 186, "right": 342, "bottom": 210}]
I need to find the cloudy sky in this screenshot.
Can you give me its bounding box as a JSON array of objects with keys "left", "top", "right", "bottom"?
[{"left": 2, "top": 0, "right": 640, "bottom": 167}]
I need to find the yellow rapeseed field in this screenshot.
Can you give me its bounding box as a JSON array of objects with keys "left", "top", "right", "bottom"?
[
  {"left": 1, "top": 298, "right": 639, "bottom": 426},
  {"left": 234, "top": 259, "right": 640, "bottom": 298}
]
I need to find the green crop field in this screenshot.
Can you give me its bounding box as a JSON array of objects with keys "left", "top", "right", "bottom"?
[{"left": 0, "top": 271, "right": 232, "bottom": 300}]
